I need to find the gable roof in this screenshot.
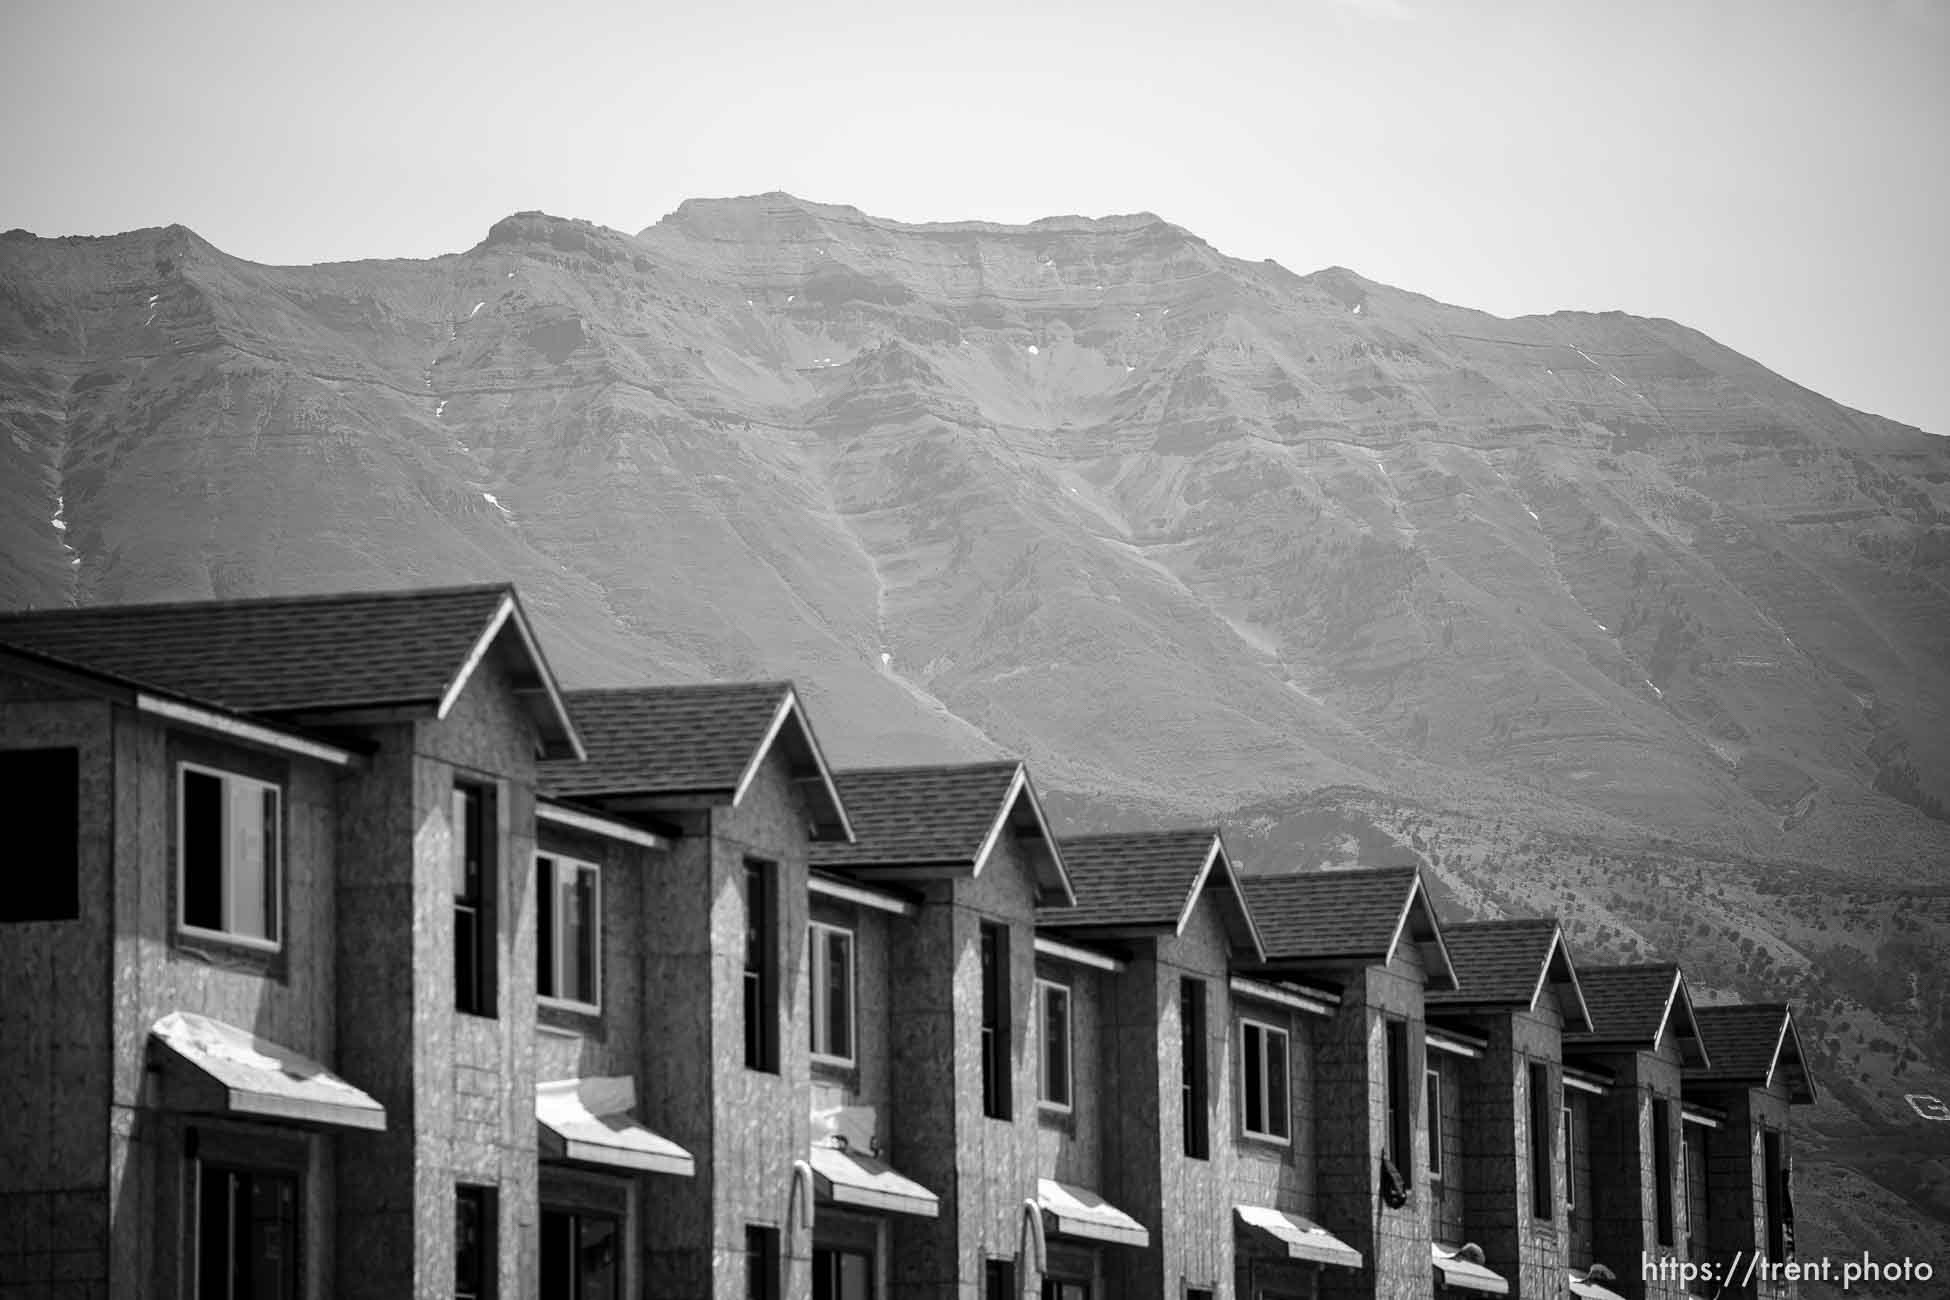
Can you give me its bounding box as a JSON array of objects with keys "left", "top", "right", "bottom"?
[
  {"left": 1564, "top": 963, "right": 1710, "bottom": 1068},
  {"left": 1688, "top": 1004, "right": 1817, "bottom": 1104},
  {"left": 1240, "top": 867, "right": 1458, "bottom": 991},
  {"left": 1037, "top": 829, "right": 1265, "bottom": 962},
  {"left": 0, "top": 584, "right": 582, "bottom": 759},
  {"left": 540, "top": 683, "right": 851, "bottom": 840},
  {"left": 1426, "top": 918, "right": 1594, "bottom": 1033},
  {"left": 808, "top": 761, "right": 1074, "bottom": 905}
]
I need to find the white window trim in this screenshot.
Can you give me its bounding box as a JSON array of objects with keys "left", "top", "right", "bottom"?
[
  {"left": 175, "top": 760, "right": 283, "bottom": 951},
  {"left": 1239, "top": 1016, "right": 1292, "bottom": 1145},
  {"left": 1427, "top": 1065, "right": 1444, "bottom": 1178},
  {"left": 809, "top": 922, "right": 856, "bottom": 1067},
  {"left": 1037, "top": 978, "right": 1074, "bottom": 1113},
  {"left": 537, "top": 852, "right": 602, "bottom": 1015}
]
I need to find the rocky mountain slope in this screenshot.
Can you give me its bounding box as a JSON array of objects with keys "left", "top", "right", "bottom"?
[{"left": 4, "top": 195, "right": 1948, "bottom": 1289}]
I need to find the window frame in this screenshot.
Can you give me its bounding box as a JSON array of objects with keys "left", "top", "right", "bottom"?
[
  {"left": 810, "top": 921, "right": 857, "bottom": 1067},
  {"left": 1384, "top": 1018, "right": 1412, "bottom": 1171},
  {"left": 1562, "top": 1102, "right": 1577, "bottom": 1214},
  {"left": 1652, "top": 1097, "right": 1676, "bottom": 1247},
  {"left": 453, "top": 780, "right": 498, "bottom": 1017},
  {"left": 176, "top": 760, "right": 283, "bottom": 951},
  {"left": 980, "top": 923, "right": 1011, "bottom": 1120},
  {"left": 744, "top": 859, "right": 780, "bottom": 1073},
  {"left": 1238, "top": 1015, "right": 1292, "bottom": 1144},
  {"left": 1037, "top": 978, "right": 1074, "bottom": 1113},
  {"left": 1181, "top": 977, "right": 1210, "bottom": 1159},
  {"left": 1529, "top": 1062, "right": 1556, "bottom": 1222},
  {"left": 193, "top": 1159, "right": 301, "bottom": 1300},
  {"left": 537, "top": 851, "right": 603, "bottom": 1015}
]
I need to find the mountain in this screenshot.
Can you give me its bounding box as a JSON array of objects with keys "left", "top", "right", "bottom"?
[{"left": 4, "top": 195, "right": 1948, "bottom": 1289}]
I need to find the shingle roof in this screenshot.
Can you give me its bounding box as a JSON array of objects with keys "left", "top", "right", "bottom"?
[
  {"left": 1565, "top": 964, "right": 1686, "bottom": 1046},
  {"left": 1042, "top": 829, "right": 1221, "bottom": 928},
  {"left": 0, "top": 584, "right": 513, "bottom": 715},
  {"left": 1242, "top": 866, "right": 1423, "bottom": 962},
  {"left": 1427, "top": 919, "right": 1591, "bottom": 1029},
  {"left": 544, "top": 684, "right": 794, "bottom": 797},
  {"left": 1690, "top": 1004, "right": 1794, "bottom": 1085},
  {"left": 809, "top": 763, "right": 1025, "bottom": 867}
]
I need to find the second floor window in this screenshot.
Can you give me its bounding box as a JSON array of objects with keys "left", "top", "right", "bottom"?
[
  {"left": 1652, "top": 1097, "right": 1675, "bottom": 1246},
  {"left": 1038, "top": 979, "right": 1072, "bottom": 1111},
  {"left": 744, "top": 860, "right": 779, "bottom": 1072},
  {"left": 1181, "top": 977, "right": 1209, "bottom": 1159},
  {"left": 1529, "top": 1062, "right": 1555, "bottom": 1220},
  {"left": 1426, "top": 1064, "right": 1444, "bottom": 1178},
  {"left": 810, "top": 923, "right": 855, "bottom": 1065},
  {"left": 1763, "top": 1129, "right": 1786, "bottom": 1262},
  {"left": 454, "top": 782, "right": 495, "bottom": 1016},
  {"left": 179, "top": 762, "right": 281, "bottom": 948},
  {"left": 537, "top": 853, "right": 601, "bottom": 1011},
  {"left": 2, "top": 746, "right": 80, "bottom": 922},
  {"left": 1563, "top": 1102, "right": 1577, "bottom": 1214},
  {"left": 1240, "top": 1018, "right": 1290, "bottom": 1142},
  {"left": 1384, "top": 1019, "right": 1411, "bottom": 1172},
  {"left": 980, "top": 923, "right": 1011, "bottom": 1119}
]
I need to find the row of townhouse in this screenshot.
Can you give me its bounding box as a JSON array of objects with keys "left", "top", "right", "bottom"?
[{"left": 0, "top": 583, "right": 1815, "bottom": 1300}]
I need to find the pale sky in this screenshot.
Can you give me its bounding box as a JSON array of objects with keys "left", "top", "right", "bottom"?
[{"left": 5, "top": 0, "right": 1945, "bottom": 434}]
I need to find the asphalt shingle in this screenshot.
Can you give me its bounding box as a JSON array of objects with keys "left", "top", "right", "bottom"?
[
  {"left": 1565, "top": 963, "right": 1681, "bottom": 1045},
  {"left": 809, "top": 763, "right": 1024, "bottom": 868},
  {"left": 1039, "top": 829, "right": 1220, "bottom": 929},
  {"left": 1241, "top": 866, "right": 1421, "bottom": 962},
  {"left": 1690, "top": 1004, "right": 1791, "bottom": 1084},
  {"left": 1426, "top": 919, "right": 1563, "bottom": 1007},
  {"left": 541, "top": 684, "right": 793, "bottom": 798},
  {"left": 0, "top": 584, "right": 513, "bottom": 716}
]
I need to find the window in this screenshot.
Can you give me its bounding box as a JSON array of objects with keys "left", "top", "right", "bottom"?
[
  {"left": 1562, "top": 1104, "right": 1576, "bottom": 1213},
  {"left": 744, "top": 860, "right": 778, "bottom": 1072},
  {"left": 541, "top": 1206, "right": 619, "bottom": 1300},
  {"left": 1684, "top": 1122, "right": 1711, "bottom": 1278},
  {"left": 812, "top": 1245, "right": 873, "bottom": 1300},
  {"left": 1529, "top": 1063, "right": 1555, "bottom": 1220},
  {"left": 980, "top": 923, "right": 1010, "bottom": 1120},
  {"left": 538, "top": 854, "right": 601, "bottom": 1011},
  {"left": 1186, "top": 1291, "right": 1214, "bottom": 1300},
  {"left": 454, "top": 782, "right": 495, "bottom": 1016},
  {"left": 1426, "top": 1064, "right": 1443, "bottom": 1178},
  {"left": 1384, "top": 1019, "right": 1411, "bottom": 1169},
  {"left": 810, "top": 923, "right": 855, "bottom": 1064},
  {"left": 1, "top": 747, "right": 80, "bottom": 922},
  {"left": 195, "top": 1164, "right": 299, "bottom": 1299},
  {"left": 745, "top": 1226, "right": 779, "bottom": 1300},
  {"left": 1181, "top": 978, "right": 1209, "bottom": 1159},
  {"left": 1041, "top": 1279, "right": 1089, "bottom": 1300},
  {"left": 1763, "top": 1129, "right": 1785, "bottom": 1262},
  {"left": 456, "top": 1185, "right": 496, "bottom": 1300},
  {"left": 1038, "top": 979, "right": 1072, "bottom": 1111},
  {"left": 1652, "top": 1098, "right": 1675, "bottom": 1247},
  {"left": 984, "top": 1261, "right": 1016, "bottom": 1300},
  {"left": 180, "top": 762, "right": 281, "bottom": 948},
  {"left": 1240, "top": 1018, "right": 1291, "bottom": 1142}
]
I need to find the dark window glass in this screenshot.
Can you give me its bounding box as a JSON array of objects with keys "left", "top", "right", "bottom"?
[
  {"left": 0, "top": 747, "right": 80, "bottom": 922},
  {"left": 1385, "top": 1020, "right": 1411, "bottom": 1169},
  {"left": 744, "top": 861, "right": 778, "bottom": 1072},
  {"left": 1041, "top": 1280, "right": 1090, "bottom": 1300},
  {"left": 182, "top": 768, "right": 224, "bottom": 931},
  {"left": 1684, "top": 1122, "right": 1712, "bottom": 1284},
  {"left": 1653, "top": 1098, "right": 1675, "bottom": 1246},
  {"left": 746, "top": 1226, "right": 779, "bottom": 1300},
  {"left": 196, "top": 1165, "right": 299, "bottom": 1300},
  {"left": 812, "top": 1245, "right": 873, "bottom": 1300},
  {"left": 1763, "top": 1129, "right": 1786, "bottom": 1262},
  {"left": 454, "top": 783, "right": 495, "bottom": 1016},
  {"left": 540, "top": 1207, "right": 618, "bottom": 1300},
  {"left": 984, "top": 1261, "right": 1016, "bottom": 1300},
  {"left": 1529, "top": 1063, "right": 1555, "bottom": 1219},
  {"left": 1181, "top": 978, "right": 1209, "bottom": 1158},
  {"left": 1039, "top": 981, "right": 1070, "bottom": 1107},
  {"left": 456, "top": 1184, "right": 495, "bottom": 1300},
  {"left": 980, "top": 923, "right": 1010, "bottom": 1119}
]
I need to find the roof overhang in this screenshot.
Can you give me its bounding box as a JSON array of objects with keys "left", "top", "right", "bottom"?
[
  {"left": 437, "top": 591, "right": 585, "bottom": 762},
  {"left": 810, "top": 871, "right": 917, "bottom": 917},
  {"left": 972, "top": 763, "right": 1074, "bottom": 907},
  {"left": 1036, "top": 1178, "right": 1148, "bottom": 1249},
  {"left": 537, "top": 799, "right": 671, "bottom": 850},
  {"left": 536, "top": 1076, "right": 693, "bottom": 1177},
  {"left": 731, "top": 686, "right": 854, "bottom": 843},
  {"left": 809, "top": 1144, "right": 939, "bottom": 1217},
  {"left": 150, "top": 1011, "right": 385, "bottom": 1131},
  {"left": 1563, "top": 1065, "right": 1612, "bottom": 1096},
  {"left": 1771, "top": 1009, "right": 1819, "bottom": 1104},
  {"left": 1181, "top": 833, "right": 1267, "bottom": 963},
  {"left": 1654, "top": 971, "right": 1711, "bottom": 1070},
  {"left": 1229, "top": 976, "right": 1340, "bottom": 1018},
  {"left": 136, "top": 693, "right": 359, "bottom": 767},
  {"left": 1426, "top": 1026, "right": 1488, "bottom": 1059},
  {"left": 1433, "top": 1244, "right": 1511, "bottom": 1295},
  {"left": 1035, "top": 935, "right": 1127, "bottom": 972},
  {"left": 1235, "top": 1205, "right": 1362, "bottom": 1269}
]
